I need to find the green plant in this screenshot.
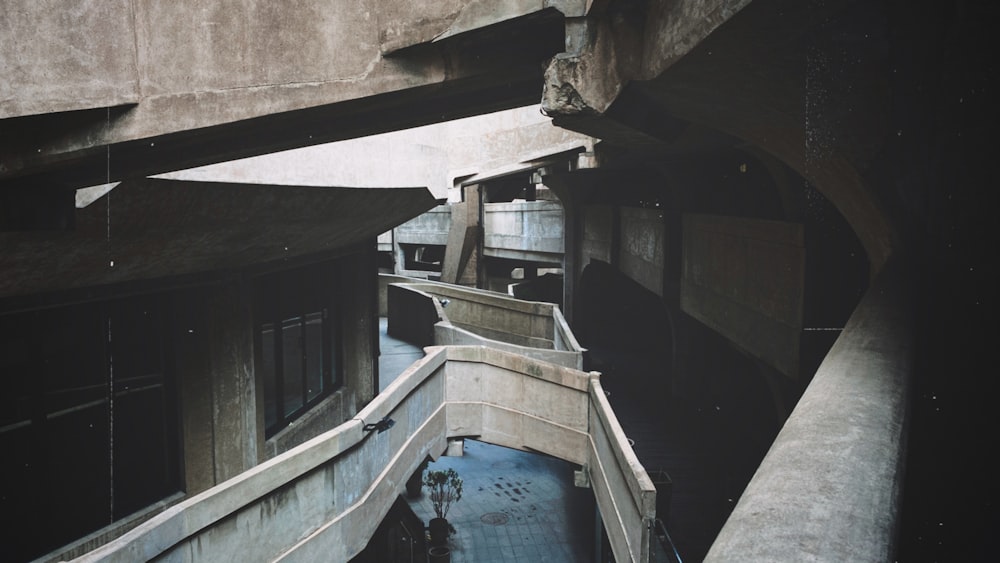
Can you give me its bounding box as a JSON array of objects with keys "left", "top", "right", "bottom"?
[{"left": 422, "top": 468, "right": 463, "bottom": 519}]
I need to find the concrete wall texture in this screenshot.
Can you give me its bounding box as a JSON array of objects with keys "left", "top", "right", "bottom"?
[{"left": 681, "top": 213, "right": 805, "bottom": 378}]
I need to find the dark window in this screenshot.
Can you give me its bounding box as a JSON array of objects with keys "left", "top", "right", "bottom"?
[
  {"left": 0, "top": 295, "right": 180, "bottom": 562},
  {"left": 255, "top": 262, "right": 341, "bottom": 437}
]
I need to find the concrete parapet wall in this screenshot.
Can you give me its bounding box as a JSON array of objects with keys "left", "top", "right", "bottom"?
[
  {"left": 705, "top": 259, "right": 914, "bottom": 562},
  {"left": 483, "top": 201, "right": 565, "bottom": 262},
  {"left": 70, "top": 346, "right": 653, "bottom": 563},
  {"left": 619, "top": 207, "right": 665, "bottom": 298},
  {"left": 394, "top": 205, "right": 452, "bottom": 246},
  {"left": 588, "top": 376, "right": 657, "bottom": 563},
  {"left": 381, "top": 274, "right": 584, "bottom": 369},
  {"left": 386, "top": 283, "right": 444, "bottom": 348}
]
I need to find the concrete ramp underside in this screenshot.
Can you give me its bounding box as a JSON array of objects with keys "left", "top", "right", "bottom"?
[{"left": 0, "top": 179, "right": 438, "bottom": 302}]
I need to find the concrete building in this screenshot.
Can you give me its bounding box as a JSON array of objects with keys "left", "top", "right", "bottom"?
[{"left": 1, "top": 1, "right": 995, "bottom": 562}]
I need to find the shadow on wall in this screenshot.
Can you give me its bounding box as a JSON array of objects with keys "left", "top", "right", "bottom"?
[{"left": 574, "top": 260, "right": 672, "bottom": 401}]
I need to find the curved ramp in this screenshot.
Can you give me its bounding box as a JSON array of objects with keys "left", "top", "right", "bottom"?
[{"left": 73, "top": 346, "right": 655, "bottom": 563}]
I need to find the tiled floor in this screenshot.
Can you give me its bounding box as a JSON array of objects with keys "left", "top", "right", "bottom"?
[{"left": 404, "top": 439, "right": 595, "bottom": 563}]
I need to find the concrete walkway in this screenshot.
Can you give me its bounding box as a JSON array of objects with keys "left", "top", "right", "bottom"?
[
  {"left": 377, "top": 317, "right": 595, "bottom": 562},
  {"left": 378, "top": 316, "right": 426, "bottom": 392}
]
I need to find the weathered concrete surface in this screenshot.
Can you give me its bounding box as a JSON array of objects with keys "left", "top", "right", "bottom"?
[
  {"left": 0, "top": 179, "right": 436, "bottom": 304},
  {"left": 0, "top": 0, "right": 139, "bottom": 118},
  {"left": 204, "top": 281, "right": 260, "bottom": 483},
  {"left": 441, "top": 186, "right": 483, "bottom": 286},
  {"left": 1, "top": 1, "right": 566, "bottom": 190},
  {"left": 394, "top": 205, "right": 452, "bottom": 247},
  {"left": 379, "top": 0, "right": 588, "bottom": 54},
  {"left": 619, "top": 207, "right": 665, "bottom": 297},
  {"left": 541, "top": 0, "right": 897, "bottom": 274},
  {"left": 483, "top": 200, "right": 565, "bottom": 263},
  {"left": 680, "top": 213, "right": 804, "bottom": 378},
  {"left": 588, "top": 375, "right": 657, "bottom": 563},
  {"left": 542, "top": 0, "right": 750, "bottom": 117},
  {"left": 581, "top": 204, "right": 615, "bottom": 267},
  {"left": 153, "top": 104, "right": 596, "bottom": 202},
  {"left": 705, "top": 259, "right": 914, "bottom": 562}
]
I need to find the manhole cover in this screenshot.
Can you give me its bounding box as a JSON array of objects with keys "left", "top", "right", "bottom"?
[{"left": 481, "top": 512, "right": 510, "bottom": 525}]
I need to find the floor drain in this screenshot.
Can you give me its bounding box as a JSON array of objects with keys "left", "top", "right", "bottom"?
[
  {"left": 481, "top": 512, "right": 510, "bottom": 525},
  {"left": 491, "top": 461, "right": 515, "bottom": 469}
]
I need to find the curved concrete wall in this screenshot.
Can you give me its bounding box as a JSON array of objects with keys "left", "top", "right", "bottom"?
[
  {"left": 382, "top": 274, "right": 584, "bottom": 369},
  {"left": 69, "top": 346, "right": 653, "bottom": 563}
]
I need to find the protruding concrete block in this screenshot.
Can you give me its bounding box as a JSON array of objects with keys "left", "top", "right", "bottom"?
[{"left": 446, "top": 438, "right": 465, "bottom": 457}]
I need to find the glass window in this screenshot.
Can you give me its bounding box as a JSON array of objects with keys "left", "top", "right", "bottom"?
[
  {"left": 255, "top": 262, "right": 341, "bottom": 437},
  {"left": 260, "top": 323, "right": 277, "bottom": 429},
  {"left": 281, "top": 317, "right": 304, "bottom": 417},
  {"left": 305, "top": 311, "right": 324, "bottom": 402}
]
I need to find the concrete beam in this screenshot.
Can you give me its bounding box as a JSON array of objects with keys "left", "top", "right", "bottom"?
[{"left": 1, "top": 1, "right": 565, "bottom": 190}]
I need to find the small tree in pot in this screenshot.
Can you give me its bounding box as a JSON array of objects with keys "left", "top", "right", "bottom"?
[{"left": 423, "top": 467, "right": 463, "bottom": 546}]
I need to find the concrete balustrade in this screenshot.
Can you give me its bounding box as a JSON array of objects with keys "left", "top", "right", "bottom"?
[
  {"left": 381, "top": 274, "right": 584, "bottom": 369},
  {"left": 705, "top": 259, "right": 915, "bottom": 562},
  {"left": 483, "top": 200, "right": 565, "bottom": 263},
  {"left": 70, "top": 346, "right": 654, "bottom": 563}
]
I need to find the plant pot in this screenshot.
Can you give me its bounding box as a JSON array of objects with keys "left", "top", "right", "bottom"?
[
  {"left": 428, "top": 545, "right": 451, "bottom": 563},
  {"left": 428, "top": 517, "right": 450, "bottom": 546}
]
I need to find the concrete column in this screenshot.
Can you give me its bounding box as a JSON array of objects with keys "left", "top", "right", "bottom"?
[
  {"left": 441, "top": 184, "right": 483, "bottom": 287},
  {"left": 206, "top": 281, "right": 260, "bottom": 483},
  {"left": 174, "top": 280, "right": 260, "bottom": 492},
  {"left": 174, "top": 288, "right": 214, "bottom": 494},
  {"left": 562, "top": 196, "right": 581, "bottom": 324}
]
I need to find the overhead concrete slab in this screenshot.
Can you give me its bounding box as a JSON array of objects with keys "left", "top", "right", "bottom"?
[
  {"left": 1, "top": 1, "right": 566, "bottom": 192},
  {"left": 0, "top": 0, "right": 140, "bottom": 119},
  {"left": 0, "top": 179, "right": 437, "bottom": 303}
]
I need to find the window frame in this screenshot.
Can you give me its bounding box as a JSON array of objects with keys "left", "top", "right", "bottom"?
[{"left": 254, "top": 262, "right": 342, "bottom": 438}]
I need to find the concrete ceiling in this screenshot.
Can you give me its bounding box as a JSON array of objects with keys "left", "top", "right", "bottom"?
[{"left": 0, "top": 179, "right": 437, "bottom": 309}]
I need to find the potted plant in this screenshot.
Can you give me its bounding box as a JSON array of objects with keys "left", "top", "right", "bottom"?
[{"left": 423, "top": 467, "right": 463, "bottom": 547}]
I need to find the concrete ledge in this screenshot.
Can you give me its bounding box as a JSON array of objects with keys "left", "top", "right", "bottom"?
[{"left": 705, "top": 259, "right": 914, "bottom": 562}]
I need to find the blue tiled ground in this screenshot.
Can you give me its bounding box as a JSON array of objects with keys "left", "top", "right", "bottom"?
[
  {"left": 378, "top": 318, "right": 596, "bottom": 562},
  {"left": 406, "top": 439, "right": 595, "bottom": 563}
]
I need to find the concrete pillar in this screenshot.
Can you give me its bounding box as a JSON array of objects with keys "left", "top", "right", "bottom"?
[
  {"left": 441, "top": 184, "right": 484, "bottom": 287},
  {"left": 174, "top": 280, "right": 261, "bottom": 493},
  {"left": 206, "top": 281, "right": 260, "bottom": 483},
  {"left": 342, "top": 245, "right": 378, "bottom": 410}
]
